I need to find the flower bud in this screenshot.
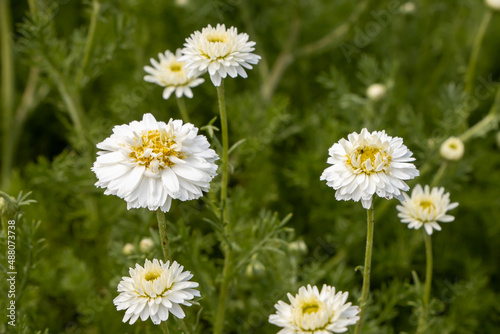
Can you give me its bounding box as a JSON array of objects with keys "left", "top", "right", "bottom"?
[
  {"left": 139, "top": 238, "right": 154, "bottom": 253},
  {"left": 440, "top": 137, "right": 464, "bottom": 161},
  {"left": 400, "top": 2, "right": 416, "bottom": 14},
  {"left": 122, "top": 243, "right": 135, "bottom": 255},
  {"left": 486, "top": 0, "right": 500, "bottom": 11},
  {"left": 366, "top": 83, "right": 387, "bottom": 101},
  {"left": 288, "top": 240, "right": 308, "bottom": 256},
  {"left": 245, "top": 255, "right": 266, "bottom": 279}
]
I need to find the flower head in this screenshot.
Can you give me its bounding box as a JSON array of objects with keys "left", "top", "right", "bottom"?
[
  {"left": 486, "top": 0, "right": 500, "bottom": 11},
  {"left": 92, "top": 113, "right": 219, "bottom": 212},
  {"left": 320, "top": 128, "right": 419, "bottom": 209},
  {"left": 396, "top": 184, "right": 458, "bottom": 235},
  {"left": 269, "top": 284, "right": 360, "bottom": 333},
  {"left": 366, "top": 83, "right": 387, "bottom": 101},
  {"left": 144, "top": 49, "right": 204, "bottom": 100},
  {"left": 440, "top": 136, "right": 464, "bottom": 161},
  {"left": 123, "top": 243, "right": 135, "bottom": 255},
  {"left": 140, "top": 238, "right": 155, "bottom": 253},
  {"left": 179, "top": 23, "right": 261, "bottom": 86},
  {"left": 114, "top": 259, "right": 200, "bottom": 325}
]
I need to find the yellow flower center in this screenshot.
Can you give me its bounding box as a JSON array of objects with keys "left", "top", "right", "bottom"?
[
  {"left": 346, "top": 146, "right": 391, "bottom": 174},
  {"left": 169, "top": 62, "right": 183, "bottom": 72},
  {"left": 302, "top": 302, "right": 320, "bottom": 315},
  {"left": 144, "top": 269, "right": 161, "bottom": 281},
  {"left": 129, "top": 130, "right": 184, "bottom": 169},
  {"left": 207, "top": 34, "right": 227, "bottom": 43},
  {"left": 419, "top": 200, "right": 435, "bottom": 211}
]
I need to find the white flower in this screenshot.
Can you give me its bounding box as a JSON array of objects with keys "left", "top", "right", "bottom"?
[
  {"left": 486, "top": 0, "right": 500, "bottom": 11},
  {"left": 366, "top": 83, "right": 387, "bottom": 101},
  {"left": 144, "top": 49, "right": 204, "bottom": 100},
  {"left": 123, "top": 243, "right": 135, "bottom": 255},
  {"left": 320, "top": 128, "right": 419, "bottom": 209},
  {"left": 396, "top": 184, "right": 458, "bottom": 235},
  {"left": 269, "top": 284, "right": 360, "bottom": 333},
  {"left": 92, "top": 113, "right": 219, "bottom": 212},
  {"left": 140, "top": 238, "right": 155, "bottom": 253},
  {"left": 179, "top": 23, "right": 261, "bottom": 86},
  {"left": 114, "top": 259, "right": 200, "bottom": 325},
  {"left": 440, "top": 136, "right": 464, "bottom": 161}
]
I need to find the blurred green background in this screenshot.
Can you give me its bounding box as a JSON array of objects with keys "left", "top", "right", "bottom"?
[{"left": 1, "top": 0, "right": 500, "bottom": 333}]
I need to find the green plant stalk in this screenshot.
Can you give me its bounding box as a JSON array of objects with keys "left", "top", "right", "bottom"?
[
  {"left": 160, "top": 321, "right": 171, "bottom": 334},
  {"left": 156, "top": 209, "right": 171, "bottom": 262},
  {"left": 430, "top": 161, "right": 447, "bottom": 188},
  {"left": 176, "top": 96, "right": 190, "bottom": 123},
  {"left": 465, "top": 9, "right": 492, "bottom": 94},
  {"left": 213, "top": 81, "right": 232, "bottom": 334},
  {"left": 76, "top": 0, "right": 100, "bottom": 86},
  {"left": 416, "top": 232, "right": 433, "bottom": 334},
  {"left": 354, "top": 203, "right": 375, "bottom": 334},
  {"left": 1, "top": 0, "right": 14, "bottom": 190}
]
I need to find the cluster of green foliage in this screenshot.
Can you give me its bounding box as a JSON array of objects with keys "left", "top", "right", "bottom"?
[{"left": 1, "top": 0, "right": 500, "bottom": 333}]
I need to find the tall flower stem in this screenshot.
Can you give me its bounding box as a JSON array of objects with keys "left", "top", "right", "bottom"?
[
  {"left": 156, "top": 209, "right": 171, "bottom": 262},
  {"left": 213, "top": 81, "right": 232, "bottom": 334},
  {"left": 354, "top": 203, "right": 375, "bottom": 334},
  {"left": 160, "top": 322, "right": 171, "bottom": 334},
  {"left": 176, "top": 96, "right": 190, "bottom": 123},
  {"left": 416, "top": 231, "right": 433, "bottom": 334},
  {"left": 465, "top": 9, "right": 492, "bottom": 94}
]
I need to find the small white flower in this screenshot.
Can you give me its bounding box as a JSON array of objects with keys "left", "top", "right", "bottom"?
[
  {"left": 440, "top": 137, "right": 464, "bottom": 161},
  {"left": 114, "top": 259, "right": 200, "bottom": 325},
  {"left": 397, "top": 184, "right": 458, "bottom": 235},
  {"left": 179, "top": 23, "right": 261, "bottom": 86},
  {"left": 269, "top": 284, "right": 360, "bottom": 333},
  {"left": 320, "top": 128, "right": 419, "bottom": 209},
  {"left": 123, "top": 243, "right": 135, "bottom": 255},
  {"left": 486, "top": 0, "right": 500, "bottom": 11},
  {"left": 92, "top": 113, "right": 219, "bottom": 212},
  {"left": 140, "top": 238, "right": 155, "bottom": 253},
  {"left": 366, "top": 83, "right": 387, "bottom": 101},
  {"left": 144, "top": 49, "right": 204, "bottom": 100}
]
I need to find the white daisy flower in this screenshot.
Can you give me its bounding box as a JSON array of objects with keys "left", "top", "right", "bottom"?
[
  {"left": 92, "top": 113, "right": 219, "bottom": 212},
  {"left": 144, "top": 49, "right": 204, "bottom": 100},
  {"left": 396, "top": 184, "right": 458, "bottom": 235},
  {"left": 114, "top": 259, "right": 200, "bottom": 325},
  {"left": 439, "top": 136, "right": 464, "bottom": 161},
  {"left": 320, "top": 128, "right": 419, "bottom": 209},
  {"left": 269, "top": 284, "right": 360, "bottom": 333},
  {"left": 178, "top": 23, "right": 261, "bottom": 87}
]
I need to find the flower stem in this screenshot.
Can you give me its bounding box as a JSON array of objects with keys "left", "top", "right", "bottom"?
[
  {"left": 156, "top": 209, "right": 171, "bottom": 262},
  {"left": 354, "top": 203, "right": 375, "bottom": 334},
  {"left": 213, "top": 81, "right": 232, "bottom": 334},
  {"left": 416, "top": 231, "right": 433, "bottom": 334},
  {"left": 176, "top": 96, "right": 190, "bottom": 123},
  {"left": 430, "top": 161, "right": 447, "bottom": 188},
  {"left": 464, "top": 9, "right": 492, "bottom": 94},
  {"left": 76, "top": 0, "right": 100, "bottom": 86},
  {"left": 160, "top": 321, "right": 171, "bottom": 334}
]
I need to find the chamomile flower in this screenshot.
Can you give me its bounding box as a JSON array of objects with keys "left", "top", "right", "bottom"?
[
  {"left": 440, "top": 136, "right": 464, "bottom": 161},
  {"left": 396, "top": 184, "right": 458, "bottom": 235},
  {"left": 114, "top": 259, "right": 200, "bottom": 325},
  {"left": 144, "top": 49, "right": 204, "bottom": 100},
  {"left": 92, "top": 113, "right": 218, "bottom": 212},
  {"left": 320, "top": 128, "right": 419, "bottom": 209},
  {"left": 269, "top": 284, "right": 360, "bottom": 333},
  {"left": 179, "top": 23, "right": 261, "bottom": 86}
]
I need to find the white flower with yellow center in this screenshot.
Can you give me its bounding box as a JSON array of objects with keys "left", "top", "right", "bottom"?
[
  {"left": 439, "top": 136, "right": 464, "bottom": 161},
  {"left": 320, "top": 128, "right": 419, "bottom": 209},
  {"left": 114, "top": 259, "right": 200, "bottom": 325},
  {"left": 92, "top": 113, "right": 218, "bottom": 212},
  {"left": 396, "top": 184, "right": 458, "bottom": 235},
  {"left": 178, "top": 23, "right": 261, "bottom": 87},
  {"left": 144, "top": 49, "right": 204, "bottom": 100},
  {"left": 269, "top": 284, "right": 360, "bottom": 333}
]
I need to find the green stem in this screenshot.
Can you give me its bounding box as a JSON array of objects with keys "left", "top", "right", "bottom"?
[
  {"left": 354, "top": 203, "right": 375, "bottom": 334},
  {"left": 176, "top": 96, "right": 190, "bottom": 123},
  {"left": 465, "top": 9, "right": 492, "bottom": 94},
  {"left": 156, "top": 209, "right": 171, "bottom": 262},
  {"left": 416, "top": 232, "right": 433, "bottom": 334},
  {"left": 213, "top": 81, "right": 232, "bottom": 334},
  {"left": 0, "top": 0, "right": 14, "bottom": 190},
  {"left": 160, "top": 321, "right": 171, "bottom": 334},
  {"left": 76, "top": 0, "right": 100, "bottom": 86},
  {"left": 430, "top": 161, "right": 447, "bottom": 188}
]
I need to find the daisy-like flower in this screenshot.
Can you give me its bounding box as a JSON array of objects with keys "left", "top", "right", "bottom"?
[
  {"left": 114, "top": 259, "right": 200, "bottom": 325},
  {"left": 320, "top": 128, "right": 419, "bottom": 209},
  {"left": 440, "top": 136, "right": 464, "bottom": 161},
  {"left": 178, "top": 23, "right": 261, "bottom": 86},
  {"left": 396, "top": 184, "right": 458, "bottom": 235},
  {"left": 92, "top": 113, "right": 218, "bottom": 212},
  {"left": 269, "top": 284, "right": 360, "bottom": 333},
  {"left": 144, "top": 49, "right": 204, "bottom": 100}
]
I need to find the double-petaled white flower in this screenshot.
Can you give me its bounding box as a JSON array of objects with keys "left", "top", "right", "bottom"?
[
  {"left": 92, "top": 113, "right": 219, "bottom": 212},
  {"left": 396, "top": 184, "right": 458, "bottom": 235},
  {"left": 144, "top": 49, "right": 204, "bottom": 100},
  {"left": 179, "top": 23, "right": 261, "bottom": 86},
  {"left": 114, "top": 259, "right": 200, "bottom": 325},
  {"left": 320, "top": 128, "right": 419, "bottom": 209},
  {"left": 269, "top": 284, "right": 360, "bottom": 333}
]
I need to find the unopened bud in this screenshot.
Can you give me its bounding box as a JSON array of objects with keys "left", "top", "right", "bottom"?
[
  {"left": 440, "top": 137, "right": 464, "bottom": 161},
  {"left": 139, "top": 238, "right": 154, "bottom": 253},
  {"left": 122, "top": 243, "right": 135, "bottom": 255},
  {"left": 486, "top": 0, "right": 500, "bottom": 11},
  {"left": 366, "top": 83, "right": 387, "bottom": 101},
  {"left": 288, "top": 240, "right": 308, "bottom": 255}
]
